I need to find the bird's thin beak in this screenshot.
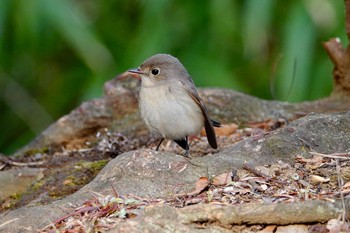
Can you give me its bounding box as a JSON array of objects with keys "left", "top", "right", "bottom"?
[
  {"left": 116, "top": 68, "right": 143, "bottom": 80},
  {"left": 128, "top": 68, "right": 144, "bottom": 75}
]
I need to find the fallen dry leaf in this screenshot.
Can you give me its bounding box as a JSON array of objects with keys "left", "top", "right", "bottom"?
[
  {"left": 212, "top": 172, "right": 232, "bottom": 186},
  {"left": 187, "top": 177, "right": 210, "bottom": 196},
  {"left": 296, "top": 155, "right": 324, "bottom": 169},
  {"left": 327, "top": 219, "right": 343, "bottom": 233},
  {"left": 342, "top": 181, "right": 350, "bottom": 189},
  {"left": 201, "top": 123, "right": 238, "bottom": 137},
  {"left": 309, "top": 175, "right": 330, "bottom": 184},
  {"left": 258, "top": 225, "right": 277, "bottom": 233},
  {"left": 275, "top": 224, "right": 309, "bottom": 233},
  {"left": 248, "top": 118, "right": 285, "bottom": 131},
  {"left": 342, "top": 181, "right": 350, "bottom": 194},
  {"left": 214, "top": 123, "right": 238, "bottom": 136}
]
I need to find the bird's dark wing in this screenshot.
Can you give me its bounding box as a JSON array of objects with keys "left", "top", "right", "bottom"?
[{"left": 179, "top": 80, "right": 218, "bottom": 149}]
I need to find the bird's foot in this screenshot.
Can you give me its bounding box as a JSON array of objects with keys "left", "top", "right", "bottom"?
[{"left": 181, "top": 149, "right": 190, "bottom": 158}]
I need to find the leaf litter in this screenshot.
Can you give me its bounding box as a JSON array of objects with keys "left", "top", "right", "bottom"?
[{"left": 5, "top": 119, "right": 349, "bottom": 232}]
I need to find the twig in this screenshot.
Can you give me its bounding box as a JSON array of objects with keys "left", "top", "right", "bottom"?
[
  {"left": 6, "top": 160, "right": 45, "bottom": 166},
  {"left": 310, "top": 151, "right": 350, "bottom": 159},
  {"left": 181, "top": 157, "right": 202, "bottom": 167},
  {"left": 40, "top": 206, "right": 98, "bottom": 232},
  {"left": 0, "top": 162, "right": 6, "bottom": 170},
  {"left": 242, "top": 162, "right": 286, "bottom": 186},
  {"left": 128, "top": 194, "right": 154, "bottom": 204},
  {"left": 336, "top": 158, "right": 348, "bottom": 223},
  {"left": 110, "top": 183, "right": 119, "bottom": 198},
  {"left": 313, "top": 149, "right": 350, "bottom": 222},
  {"left": 0, "top": 218, "right": 20, "bottom": 228},
  {"left": 0, "top": 155, "right": 44, "bottom": 167},
  {"left": 54, "top": 206, "right": 98, "bottom": 224},
  {"left": 243, "top": 162, "right": 271, "bottom": 179}
]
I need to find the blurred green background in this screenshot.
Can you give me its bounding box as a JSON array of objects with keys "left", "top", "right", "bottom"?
[{"left": 0, "top": 0, "right": 346, "bottom": 155}]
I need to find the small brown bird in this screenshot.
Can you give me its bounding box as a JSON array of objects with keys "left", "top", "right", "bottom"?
[{"left": 129, "top": 54, "right": 219, "bottom": 156}]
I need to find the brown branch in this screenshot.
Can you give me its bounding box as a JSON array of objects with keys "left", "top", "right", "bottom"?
[
  {"left": 113, "top": 199, "right": 350, "bottom": 231},
  {"left": 323, "top": 38, "right": 346, "bottom": 69},
  {"left": 179, "top": 200, "right": 349, "bottom": 226},
  {"left": 323, "top": 38, "right": 350, "bottom": 96},
  {"left": 320, "top": 0, "right": 350, "bottom": 96},
  {"left": 346, "top": 0, "right": 350, "bottom": 41}
]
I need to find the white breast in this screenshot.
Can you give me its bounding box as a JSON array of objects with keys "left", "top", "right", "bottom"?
[{"left": 139, "top": 80, "right": 204, "bottom": 140}]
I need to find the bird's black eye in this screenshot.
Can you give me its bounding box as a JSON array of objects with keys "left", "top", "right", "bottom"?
[{"left": 151, "top": 68, "right": 160, "bottom": 75}]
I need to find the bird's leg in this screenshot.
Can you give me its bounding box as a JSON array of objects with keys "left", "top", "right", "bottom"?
[
  {"left": 174, "top": 136, "right": 190, "bottom": 157},
  {"left": 183, "top": 136, "right": 189, "bottom": 157},
  {"left": 156, "top": 138, "right": 164, "bottom": 151}
]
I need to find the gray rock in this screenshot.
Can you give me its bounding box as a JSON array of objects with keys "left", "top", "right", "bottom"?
[{"left": 1, "top": 111, "right": 349, "bottom": 232}]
